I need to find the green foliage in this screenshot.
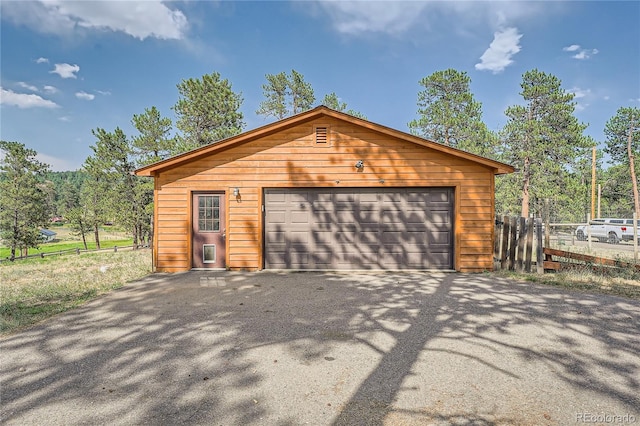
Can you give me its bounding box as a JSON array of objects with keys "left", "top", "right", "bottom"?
[
  {"left": 408, "top": 68, "right": 496, "bottom": 157},
  {"left": 131, "top": 106, "right": 175, "bottom": 166},
  {"left": 83, "top": 128, "right": 153, "bottom": 248},
  {"left": 257, "top": 72, "right": 289, "bottom": 119},
  {"left": 65, "top": 206, "right": 91, "bottom": 249},
  {"left": 44, "top": 170, "right": 87, "bottom": 190},
  {"left": 321, "top": 92, "right": 367, "bottom": 119},
  {"left": 600, "top": 163, "right": 636, "bottom": 217},
  {"left": 257, "top": 69, "right": 315, "bottom": 119},
  {"left": 0, "top": 141, "right": 51, "bottom": 259},
  {"left": 45, "top": 170, "right": 88, "bottom": 217},
  {"left": 322, "top": 92, "right": 346, "bottom": 111},
  {"left": 289, "top": 70, "right": 315, "bottom": 115},
  {"left": 173, "top": 72, "right": 245, "bottom": 149},
  {"left": 604, "top": 107, "right": 640, "bottom": 164},
  {"left": 604, "top": 106, "right": 640, "bottom": 214},
  {"left": 498, "top": 69, "right": 590, "bottom": 217}
]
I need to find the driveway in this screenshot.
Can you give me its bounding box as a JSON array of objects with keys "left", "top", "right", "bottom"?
[{"left": 1, "top": 272, "right": 639, "bottom": 425}]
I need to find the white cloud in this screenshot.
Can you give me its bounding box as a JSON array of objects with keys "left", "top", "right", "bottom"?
[
  {"left": 96, "top": 90, "right": 111, "bottom": 96},
  {"left": 43, "top": 85, "right": 58, "bottom": 94},
  {"left": 50, "top": 63, "right": 80, "bottom": 79},
  {"left": 313, "top": 1, "right": 430, "bottom": 35},
  {"left": 2, "top": 0, "right": 188, "bottom": 40},
  {"left": 563, "top": 44, "right": 581, "bottom": 52},
  {"left": 36, "top": 57, "right": 49, "bottom": 64},
  {"left": 75, "top": 91, "right": 95, "bottom": 101},
  {"left": 0, "top": 87, "right": 59, "bottom": 109},
  {"left": 17, "top": 82, "right": 39, "bottom": 92},
  {"left": 572, "top": 49, "right": 598, "bottom": 60},
  {"left": 58, "top": 116, "right": 72, "bottom": 122},
  {"left": 568, "top": 87, "right": 592, "bottom": 111},
  {"left": 563, "top": 45, "right": 598, "bottom": 60},
  {"left": 568, "top": 87, "right": 591, "bottom": 99},
  {"left": 475, "top": 27, "right": 522, "bottom": 74},
  {"left": 310, "top": 1, "right": 547, "bottom": 36}
]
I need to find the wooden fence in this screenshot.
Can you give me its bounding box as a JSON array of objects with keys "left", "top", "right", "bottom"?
[
  {"left": 0, "top": 244, "right": 144, "bottom": 263},
  {"left": 542, "top": 247, "right": 640, "bottom": 272},
  {"left": 494, "top": 216, "right": 544, "bottom": 273}
]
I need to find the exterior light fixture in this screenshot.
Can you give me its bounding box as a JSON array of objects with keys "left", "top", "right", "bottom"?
[
  {"left": 233, "top": 187, "right": 240, "bottom": 197},
  {"left": 355, "top": 160, "right": 364, "bottom": 169}
]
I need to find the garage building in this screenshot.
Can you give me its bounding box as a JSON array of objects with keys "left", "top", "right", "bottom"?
[{"left": 135, "top": 106, "right": 514, "bottom": 272}]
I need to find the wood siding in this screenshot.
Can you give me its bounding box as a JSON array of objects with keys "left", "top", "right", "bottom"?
[{"left": 154, "top": 117, "right": 496, "bottom": 272}]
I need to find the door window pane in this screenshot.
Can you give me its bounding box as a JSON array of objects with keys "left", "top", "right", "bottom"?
[{"left": 198, "top": 196, "right": 221, "bottom": 232}]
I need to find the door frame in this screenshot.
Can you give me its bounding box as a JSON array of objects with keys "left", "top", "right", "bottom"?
[{"left": 190, "top": 190, "right": 228, "bottom": 270}]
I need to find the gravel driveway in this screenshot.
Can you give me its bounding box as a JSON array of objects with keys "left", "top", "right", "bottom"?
[{"left": 1, "top": 272, "right": 639, "bottom": 425}]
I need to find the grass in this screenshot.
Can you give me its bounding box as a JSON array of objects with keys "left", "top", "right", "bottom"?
[
  {"left": 0, "top": 225, "right": 134, "bottom": 259},
  {"left": 0, "top": 239, "right": 135, "bottom": 259},
  {"left": 496, "top": 264, "right": 640, "bottom": 300},
  {"left": 0, "top": 248, "right": 152, "bottom": 335}
]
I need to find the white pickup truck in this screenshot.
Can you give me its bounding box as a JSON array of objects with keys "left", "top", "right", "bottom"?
[{"left": 575, "top": 218, "right": 640, "bottom": 244}]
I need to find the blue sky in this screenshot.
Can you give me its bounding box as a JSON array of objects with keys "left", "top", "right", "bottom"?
[{"left": 1, "top": 1, "right": 639, "bottom": 171}]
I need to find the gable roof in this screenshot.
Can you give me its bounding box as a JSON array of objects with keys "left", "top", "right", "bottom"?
[{"left": 135, "top": 106, "right": 514, "bottom": 176}]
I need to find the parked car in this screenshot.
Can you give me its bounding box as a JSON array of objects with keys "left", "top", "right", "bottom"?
[
  {"left": 620, "top": 218, "right": 640, "bottom": 243},
  {"left": 575, "top": 218, "right": 640, "bottom": 244}
]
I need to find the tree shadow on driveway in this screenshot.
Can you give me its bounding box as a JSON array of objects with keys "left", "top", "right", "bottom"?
[{"left": 1, "top": 272, "right": 638, "bottom": 425}]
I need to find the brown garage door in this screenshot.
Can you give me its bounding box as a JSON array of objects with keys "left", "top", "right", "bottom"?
[{"left": 264, "top": 188, "right": 454, "bottom": 270}]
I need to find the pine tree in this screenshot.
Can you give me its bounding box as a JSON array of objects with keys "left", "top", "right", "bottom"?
[
  {"left": 604, "top": 107, "right": 640, "bottom": 216},
  {"left": 408, "top": 69, "right": 496, "bottom": 157},
  {"left": 500, "top": 69, "right": 590, "bottom": 217},
  {"left": 256, "top": 72, "right": 289, "bottom": 119},
  {"left": 85, "top": 128, "right": 152, "bottom": 248},
  {"left": 321, "top": 93, "right": 367, "bottom": 119},
  {"left": 257, "top": 69, "right": 315, "bottom": 119},
  {"left": 0, "top": 141, "right": 51, "bottom": 260},
  {"left": 131, "top": 106, "right": 175, "bottom": 165},
  {"left": 174, "top": 72, "right": 244, "bottom": 150},
  {"left": 289, "top": 70, "right": 315, "bottom": 114}
]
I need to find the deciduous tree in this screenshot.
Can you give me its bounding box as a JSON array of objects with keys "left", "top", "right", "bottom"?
[{"left": 0, "top": 141, "right": 51, "bottom": 260}]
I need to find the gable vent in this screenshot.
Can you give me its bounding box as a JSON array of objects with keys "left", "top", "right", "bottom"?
[{"left": 315, "top": 126, "right": 328, "bottom": 144}]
